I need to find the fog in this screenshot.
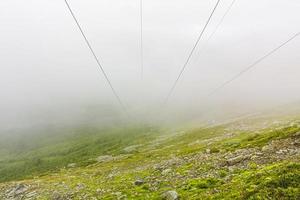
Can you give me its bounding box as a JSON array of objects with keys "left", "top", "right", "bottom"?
[{"left": 1, "top": 0, "right": 300, "bottom": 133}]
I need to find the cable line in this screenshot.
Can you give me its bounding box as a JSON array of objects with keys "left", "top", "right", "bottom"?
[
  {"left": 63, "top": 0, "right": 127, "bottom": 112},
  {"left": 191, "top": 0, "right": 236, "bottom": 57},
  {"left": 164, "top": 0, "right": 221, "bottom": 105},
  {"left": 206, "top": 0, "right": 236, "bottom": 44},
  {"left": 140, "top": 0, "right": 144, "bottom": 79},
  {"left": 208, "top": 32, "right": 300, "bottom": 97},
  {"left": 188, "top": 32, "right": 300, "bottom": 120}
]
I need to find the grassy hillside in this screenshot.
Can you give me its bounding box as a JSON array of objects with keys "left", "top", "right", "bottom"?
[
  {"left": 0, "top": 125, "right": 158, "bottom": 183},
  {"left": 0, "top": 116, "right": 300, "bottom": 199}
]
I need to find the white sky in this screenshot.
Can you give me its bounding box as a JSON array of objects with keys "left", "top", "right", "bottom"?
[{"left": 0, "top": 0, "right": 300, "bottom": 128}]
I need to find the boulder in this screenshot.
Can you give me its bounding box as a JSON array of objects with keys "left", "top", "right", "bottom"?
[
  {"left": 162, "top": 191, "right": 179, "bottom": 200},
  {"left": 134, "top": 179, "right": 144, "bottom": 186},
  {"left": 226, "top": 155, "right": 248, "bottom": 166}
]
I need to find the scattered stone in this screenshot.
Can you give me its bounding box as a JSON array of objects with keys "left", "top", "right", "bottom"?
[
  {"left": 262, "top": 145, "right": 272, "bottom": 152},
  {"left": 76, "top": 183, "right": 85, "bottom": 190},
  {"left": 113, "top": 154, "right": 132, "bottom": 161},
  {"left": 114, "top": 192, "right": 122, "bottom": 196},
  {"left": 294, "top": 131, "right": 300, "bottom": 137},
  {"left": 226, "top": 155, "right": 248, "bottom": 166},
  {"left": 108, "top": 172, "right": 116, "bottom": 178},
  {"left": 291, "top": 140, "right": 300, "bottom": 146},
  {"left": 153, "top": 164, "right": 163, "bottom": 171},
  {"left": 162, "top": 190, "right": 179, "bottom": 200},
  {"left": 276, "top": 149, "right": 288, "bottom": 154},
  {"left": 114, "top": 192, "right": 126, "bottom": 200},
  {"left": 134, "top": 179, "right": 144, "bottom": 186},
  {"left": 228, "top": 166, "right": 235, "bottom": 172},
  {"left": 67, "top": 163, "right": 76, "bottom": 168},
  {"left": 96, "top": 188, "right": 105, "bottom": 193},
  {"left": 51, "top": 191, "right": 63, "bottom": 200},
  {"left": 255, "top": 152, "right": 263, "bottom": 156},
  {"left": 250, "top": 155, "right": 259, "bottom": 160},
  {"left": 123, "top": 145, "right": 141, "bottom": 153},
  {"left": 162, "top": 168, "right": 172, "bottom": 175},
  {"left": 96, "top": 155, "right": 113, "bottom": 163},
  {"left": 26, "top": 191, "right": 38, "bottom": 198},
  {"left": 7, "top": 184, "right": 28, "bottom": 197}
]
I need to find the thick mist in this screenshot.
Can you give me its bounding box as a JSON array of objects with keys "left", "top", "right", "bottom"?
[{"left": 1, "top": 0, "right": 300, "bottom": 134}]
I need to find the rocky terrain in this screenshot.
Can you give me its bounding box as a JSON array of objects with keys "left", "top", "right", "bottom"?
[{"left": 0, "top": 116, "right": 299, "bottom": 199}]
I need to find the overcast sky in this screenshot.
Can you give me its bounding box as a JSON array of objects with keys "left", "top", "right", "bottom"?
[{"left": 0, "top": 0, "right": 300, "bottom": 129}]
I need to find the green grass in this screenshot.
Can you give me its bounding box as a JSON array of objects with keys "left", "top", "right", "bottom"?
[
  {"left": 0, "top": 125, "right": 158, "bottom": 182},
  {"left": 210, "top": 124, "right": 300, "bottom": 152},
  {"left": 213, "top": 162, "right": 300, "bottom": 200},
  {"left": 0, "top": 116, "right": 299, "bottom": 199}
]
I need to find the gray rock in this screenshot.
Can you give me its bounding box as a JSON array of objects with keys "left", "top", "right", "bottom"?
[
  {"left": 76, "top": 183, "right": 85, "bottom": 190},
  {"left": 96, "top": 155, "right": 113, "bottom": 163},
  {"left": 7, "top": 184, "right": 28, "bottom": 197},
  {"left": 226, "top": 155, "right": 247, "bottom": 166},
  {"left": 134, "top": 179, "right": 144, "bottom": 186},
  {"left": 162, "top": 191, "right": 179, "bottom": 200},
  {"left": 51, "top": 191, "right": 63, "bottom": 200},
  {"left": 161, "top": 168, "right": 172, "bottom": 175},
  {"left": 25, "top": 191, "right": 38, "bottom": 198},
  {"left": 153, "top": 164, "right": 163, "bottom": 171},
  {"left": 262, "top": 145, "right": 272, "bottom": 152},
  {"left": 67, "top": 163, "right": 76, "bottom": 168}
]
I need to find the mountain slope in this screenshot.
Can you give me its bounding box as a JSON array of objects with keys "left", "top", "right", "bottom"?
[{"left": 0, "top": 116, "right": 300, "bottom": 199}]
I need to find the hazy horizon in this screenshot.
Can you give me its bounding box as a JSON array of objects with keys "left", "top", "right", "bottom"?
[{"left": 1, "top": 0, "right": 300, "bottom": 133}]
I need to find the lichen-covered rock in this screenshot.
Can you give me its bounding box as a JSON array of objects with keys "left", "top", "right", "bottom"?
[{"left": 162, "top": 191, "right": 179, "bottom": 200}]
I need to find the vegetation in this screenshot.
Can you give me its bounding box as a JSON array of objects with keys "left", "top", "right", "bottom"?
[
  {"left": 216, "top": 162, "right": 300, "bottom": 199},
  {"left": 0, "top": 125, "right": 157, "bottom": 182},
  {"left": 0, "top": 116, "right": 299, "bottom": 199}
]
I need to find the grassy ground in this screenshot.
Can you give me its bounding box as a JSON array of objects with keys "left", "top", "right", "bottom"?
[
  {"left": 0, "top": 125, "right": 158, "bottom": 183},
  {"left": 0, "top": 116, "right": 299, "bottom": 199}
]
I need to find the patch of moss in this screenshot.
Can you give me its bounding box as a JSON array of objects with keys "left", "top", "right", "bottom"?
[
  {"left": 214, "top": 162, "right": 300, "bottom": 200},
  {"left": 185, "top": 177, "right": 223, "bottom": 190}
]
